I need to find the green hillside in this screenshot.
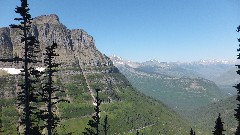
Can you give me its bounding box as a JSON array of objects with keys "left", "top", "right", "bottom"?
[
  {"left": 187, "top": 96, "right": 238, "bottom": 135},
  {"left": 0, "top": 67, "right": 195, "bottom": 135},
  {"left": 0, "top": 75, "right": 18, "bottom": 135},
  {"left": 117, "top": 66, "right": 225, "bottom": 113}
]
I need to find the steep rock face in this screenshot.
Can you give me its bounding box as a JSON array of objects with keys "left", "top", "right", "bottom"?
[
  {"left": 0, "top": 27, "right": 13, "bottom": 59},
  {"left": 0, "top": 14, "right": 119, "bottom": 103},
  {"left": 0, "top": 14, "right": 112, "bottom": 68}
]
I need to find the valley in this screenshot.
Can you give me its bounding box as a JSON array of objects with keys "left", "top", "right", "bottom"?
[{"left": 110, "top": 55, "right": 239, "bottom": 133}]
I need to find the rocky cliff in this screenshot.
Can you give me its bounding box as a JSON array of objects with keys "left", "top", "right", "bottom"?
[
  {"left": 0, "top": 14, "right": 121, "bottom": 103},
  {"left": 0, "top": 14, "right": 112, "bottom": 69},
  {"left": 0, "top": 27, "right": 13, "bottom": 59}
]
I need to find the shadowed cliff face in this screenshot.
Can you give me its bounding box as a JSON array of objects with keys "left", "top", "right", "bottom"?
[
  {"left": 0, "top": 27, "right": 13, "bottom": 59},
  {"left": 0, "top": 14, "right": 112, "bottom": 68}
]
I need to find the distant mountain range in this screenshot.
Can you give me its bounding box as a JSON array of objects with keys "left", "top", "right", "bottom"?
[
  {"left": 111, "top": 55, "right": 238, "bottom": 94},
  {"left": 110, "top": 55, "right": 239, "bottom": 112}
]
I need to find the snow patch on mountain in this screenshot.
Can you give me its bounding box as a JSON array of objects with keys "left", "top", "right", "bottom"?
[
  {"left": 110, "top": 55, "right": 140, "bottom": 68},
  {"left": 0, "top": 67, "right": 46, "bottom": 74},
  {"left": 110, "top": 55, "right": 237, "bottom": 66},
  {"left": 0, "top": 68, "right": 21, "bottom": 74}
]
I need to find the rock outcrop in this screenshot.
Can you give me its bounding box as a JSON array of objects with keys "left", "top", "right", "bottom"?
[
  {"left": 0, "top": 27, "right": 13, "bottom": 59},
  {"left": 0, "top": 14, "right": 113, "bottom": 69},
  {"left": 0, "top": 14, "right": 119, "bottom": 101}
]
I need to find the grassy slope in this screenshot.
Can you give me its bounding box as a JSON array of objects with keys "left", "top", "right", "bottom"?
[
  {"left": 0, "top": 68, "right": 194, "bottom": 135},
  {"left": 187, "top": 96, "right": 237, "bottom": 134},
  {"left": 56, "top": 68, "right": 192, "bottom": 135},
  {"left": 0, "top": 75, "right": 18, "bottom": 135}
]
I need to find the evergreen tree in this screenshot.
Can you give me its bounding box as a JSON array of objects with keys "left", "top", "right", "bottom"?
[
  {"left": 83, "top": 89, "right": 102, "bottom": 135},
  {"left": 28, "top": 68, "right": 43, "bottom": 135},
  {"left": 136, "top": 130, "right": 139, "bottom": 135},
  {"left": 212, "top": 113, "right": 225, "bottom": 135},
  {"left": 190, "top": 128, "right": 196, "bottom": 135},
  {"left": 235, "top": 24, "right": 240, "bottom": 135},
  {"left": 102, "top": 115, "right": 110, "bottom": 135},
  {"left": 39, "top": 42, "right": 67, "bottom": 135},
  {"left": 0, "top": 0, "right": 40, "bottom": 134},
  {"left": 190, "top": 128, "right": 194, "bottom": 135}
]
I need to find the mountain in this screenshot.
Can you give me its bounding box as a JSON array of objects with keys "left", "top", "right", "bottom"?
[
  {"left": 0, "top": 14, "right": 194, "bottom": 135},
  {"left": 1, "top": 14, "right": 111, "bottom": 68},
  {"left": 111, "top": 56, "right": 238, "bottom": 82},
  {"left": 111, "top": 56, "right": 238, "bottom": 94},
  {"left": 179, "top": 62, "right": 238, "bottom": 96},
  {"left": 110, "top": 56, "right": 235, "bottom": 112},
  {"left": 111, "top": 56, "right": 237, "bottom": 78}
]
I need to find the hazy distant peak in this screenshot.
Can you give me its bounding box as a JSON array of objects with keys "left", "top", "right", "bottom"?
[
  {"left": 144, "top": 59, "right": 161, "bottom": 65},
  {"left": 110, "top": 55, "right": 125, "bottom": 65},
  {"left": 150, "top": 59, "right": 159, "bottom": 62},
  {"left": 193, "top": 59, "right": 237, "bottom": 65},
  {"left": 110, "top": 55, "right": 237, "bottom": 65},
  {"left": 110, "top": 55, "right": 140, "bottom": 68},
  {"left": 111, "top": 55, "right": 123, "bottom": 61}
]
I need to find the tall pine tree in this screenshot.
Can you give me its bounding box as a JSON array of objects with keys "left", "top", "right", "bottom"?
[
  {"left": 235, "top": 24, "right": 240, "bottom": 135},
  {"left": 0, "top": 0, "right": 40, "bottom": 134},
  {"left": 212, "top": 113, "right": 225, "bottom": 135},
  {"left": 39, "top": 42, "right": 68, "bottom": 135}
]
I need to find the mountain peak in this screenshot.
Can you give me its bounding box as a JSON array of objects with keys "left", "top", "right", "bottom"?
[
  {"left": 109, "top": 55, "right": 141, "bottom": 68},
  {"left": 32, "top": 14, "right": 60, "bottom": 25},
  {"left": 194, "top": 59, "right": 237, "bottom": 65},
  {"left": 0, "top": 14, "right": 110, "bottom": 68},
  {"left": 110, "top": 55, "right": 123, "bottom": 61}
]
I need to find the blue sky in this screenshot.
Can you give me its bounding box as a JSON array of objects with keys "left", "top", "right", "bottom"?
[{"left": 0, "top": 0, "right": 239, "bottom": 62}]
